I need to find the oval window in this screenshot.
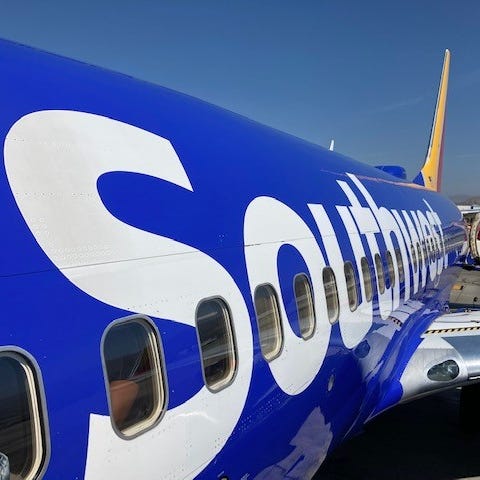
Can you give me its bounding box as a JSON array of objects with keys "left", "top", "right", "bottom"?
[
  {"left": 294, "top": 274, "right": 316, "bottom": 339},
  {"left": 196, "top": 298, "right": 237, "bottom": 391},
  {"left": 374, "top": 253, "right": 385, "bottom": 294},
  {"left": 254, "top": 284, "right": 283, "bottom": 360},
  {"left": 103, "top": 317, "right": 166, "bottom": 437},
  {"left": 344, "top": 262, "right": 358, "bottom": 311},
  {"left": 361, "top": 257, "right": 373, "bottom": 302},
  {"left": 0, "top": 351, "right": 48, "bottom": 480},
  {"left": 323, "top": 267, "right": 339, "bottom": 323}
]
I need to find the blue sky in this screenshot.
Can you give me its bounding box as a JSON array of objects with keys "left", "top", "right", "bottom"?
[{"left": 0, "top": 1, "right": 479, "bottom": 196}]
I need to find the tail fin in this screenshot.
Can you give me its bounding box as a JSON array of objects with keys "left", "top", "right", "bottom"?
[{"left": 413, "top": 49, "right": 450, "bottom": 192}]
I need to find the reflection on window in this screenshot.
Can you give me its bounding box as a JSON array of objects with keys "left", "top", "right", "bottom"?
[
  {"left": 344, "top": 262, "right": 358, "bottom": 311},
  {"left": 323, "top": 267, "right": 339, "bottom": 323},
  {"left": 254, "top": 285, "right": 283, "bottom": 360},
  {"left": 361, "top": 257, "right": 373, "bottom": 302},
  {"left": 386, "top": 250, "right": 395, "bottom": 288},
  {"left": 0, "top": 352, "right": 46, "bottom": 480},
  {"left": 196, "top": 298, "right": 237, "bottom": 391},
  {"left": 395, "top": 248, "right": 405, "bottom": 284},
  {"left": 374, "top": 253, "right": 385, "bottom": 294},
  {"left": 294, "top": 274, "right": 316, "bottom": 339},
  {"left": 435, "top": 237, "right": 441, "bottom": 258},
  {"left": 421, "top": 240, "right": 428, "bottom": 263},
  {"left": 103, "top": 318, "right": 165, "bottom": 436},
  {"left": 411, "top": 244, "right": 418, "bottom": 272},
  {"left": 416, "top": 242, "right": 422, "bottom": 267}
]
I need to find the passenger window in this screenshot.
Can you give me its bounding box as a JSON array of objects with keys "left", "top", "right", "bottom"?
[
  {"left": 374, "top": 253, "right": 385, "bottom": 294},
  {"left": 103, "top": 317, "right": 166, "bottom": 437},
  {"left": 422, "top": 241, "right": 428, "bottom": 262},
  {"left": 361, "top": 257, "right": 373, "bottom": 302},
  {"left": 196, "top": 298, "right": 237, "bottom": 391},
  {"left": 395, "top": 248, "right": 405, "bottom": 283},
  {"left": 294, "top": 274, "right": 316, "bottom": 339},
  {"left": 0, "top": 351, "right": 47, "bottom": 480},
  {"left": 426, "top": 238, "right": 432, "bottom": 261},
  {"left": 437, "top": 238, "right": 443, "bottom": 258},
  {"left": 433, "top": 241, "right": 437, "bottom": 259},
  {"left": 386, "top": 250, "right": 395, "bottom": 288},
  {"left": 254, "top": 284, "right": 283, "bottom": 360},
  {"left": 416, "top": 242, "right": 422, "bottom": 266},
  {"left": 323, "top": 267, "right": 339, "bottom": 323},
  {"left": 411, "top": 244, "right": 418, "bottom": 272},
  {"left": 344, "top": 262, "right": 358, "bottom": 311}
]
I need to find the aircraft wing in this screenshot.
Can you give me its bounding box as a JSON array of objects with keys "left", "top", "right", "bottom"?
[{"left": 400, "top": 311, "right": 480, "bottom": 402}]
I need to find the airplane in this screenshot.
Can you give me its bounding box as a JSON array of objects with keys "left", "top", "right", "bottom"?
[{"left": 0, "top": 39, "right": 477, "bottom": 480}]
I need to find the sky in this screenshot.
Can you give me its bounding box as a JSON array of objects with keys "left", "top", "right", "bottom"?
[{"left": 0, "top": 1, "right": 479, "bottom": 196}]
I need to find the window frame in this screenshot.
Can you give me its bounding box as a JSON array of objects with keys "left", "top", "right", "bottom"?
[
  {"left": 0, "top": 347, "right": 50, "bottom": 480},
  {"left": 254, "top": 283, "right": 284, "bottom": 361},
  {"left": 195, "top": 296, "right": 238, "bottom": 393},
  {"left": 361, "top": 257, "right": 373, "bottom": 302},
  {"left": 386, "top": 250, "right": 396, "bottom": 288},
  {"left": 344, "top": 261, "right": 359, "bottom": 312},
  {"left": 293, "top": 273, "right": 316, "bottom": 340},
  {"left": 410, "top": 243, "right": 418, "bottom": 272},
  {"left": 323, "top": 266, "right": 340, "bottom": 324},
  {"left": 395, "top": 248, "right": 405, "bottom": 284},
  {"left": 374, "top": 253, "right": 386, "bottom": 294},
  {"left": 416, "top": 242, "right": 422, "bottom": 268},
  {"left": 101, "top": 314, "right": 168, "bottom": 440},
  {"left": 421, "top": 240, "right": 428, "bottom": 263}
]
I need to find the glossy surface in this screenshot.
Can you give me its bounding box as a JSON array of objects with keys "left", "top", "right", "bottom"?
[{"left": 0, "top": 38, "right": 465, "bottom": 479}]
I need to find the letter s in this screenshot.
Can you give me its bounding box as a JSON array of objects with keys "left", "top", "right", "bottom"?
[{"left": 4, "top": 111, "right": 253, "bottom": 480}]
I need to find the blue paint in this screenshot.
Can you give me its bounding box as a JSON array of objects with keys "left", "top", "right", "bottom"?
[{"left": 0, "top": 38, "right": 466, "bottom": 479}]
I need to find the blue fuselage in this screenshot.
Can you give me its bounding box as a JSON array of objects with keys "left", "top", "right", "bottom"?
[{"left": 0, "top": 39, "right": 465, "bottom": 479}]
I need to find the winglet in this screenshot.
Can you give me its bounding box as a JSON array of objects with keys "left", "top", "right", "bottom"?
[{"left": 413, "top": 49, "right": 450, "bottom": 192}]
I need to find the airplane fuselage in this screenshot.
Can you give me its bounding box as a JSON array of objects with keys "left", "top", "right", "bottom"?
[{"left": 0, "top": 39, "right": 465, "bottom": 479}]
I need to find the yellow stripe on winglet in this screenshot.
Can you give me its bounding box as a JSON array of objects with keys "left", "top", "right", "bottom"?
[{"left": 420, "top": 49, "right": 450, "bottom": 192}]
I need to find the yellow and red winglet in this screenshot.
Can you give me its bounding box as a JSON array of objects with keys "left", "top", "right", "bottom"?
[{"left": 414, "top": 49, "right": 450, "bottom": 192}]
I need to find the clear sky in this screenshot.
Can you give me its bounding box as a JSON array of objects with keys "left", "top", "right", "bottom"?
[{"left": 0, "top": 1, "right": 479, "bottom": 196}]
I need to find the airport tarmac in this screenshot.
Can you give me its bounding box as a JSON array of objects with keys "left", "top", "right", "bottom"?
[
  {"left": 314, "top": 267, "right": 480, "bottom": 479},
  {"left": 314, "top": 387, "right": 480, "bottom": 479}
]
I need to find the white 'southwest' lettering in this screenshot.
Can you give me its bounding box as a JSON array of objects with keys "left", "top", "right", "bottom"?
[{"left": 4, "top": 111, "right": 450, "bottom": 477}]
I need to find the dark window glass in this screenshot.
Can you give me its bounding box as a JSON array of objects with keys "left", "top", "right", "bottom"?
[
  {"left": 323, "top": 267, "right": 339, "bottom": 323},
  {"left": 386, "top": 250, "right": 395, "bottom": 288},
  {"left": 344, "top": 262, "right": 358, "bottom": 311},
  {"left": 395, "top": 248, "right": 405, "bottom": 283},
  {"left": 294, "top": 275, "right": 316, "bottom": 339},
  {"left": 196, "top": 299, "right": 236, "bottom": 391},
  {"left": 103, "top": 318, "right": 165, "bottom": 436},
  {"left": 0, "top": 353, "right": 45, "bottom": 480},
  {"left": 361, "top": 257, "right": 373, "bottom": 302},
  {"left": 375, "top": 253, "right": 385, "bottom": 294},
  {"left": 255, "top": 285, "right": 283, "bottom": 360}
]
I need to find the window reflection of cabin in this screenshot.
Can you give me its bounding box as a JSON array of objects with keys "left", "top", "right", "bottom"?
[
  {"left": 103, "top": 317, "right": 166, "bottom": 437},
  {"left": 294, "top": 274, "right": 316, "bottom": 339},
  {"left": 0, "top": 351, "right": 47, "bottom": 480},
  {"left": 254, "top": 285, "right": 283, "bottom": 361},
  {"left": 196, "top": 298, "right": 237, "bottom": 392}
]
